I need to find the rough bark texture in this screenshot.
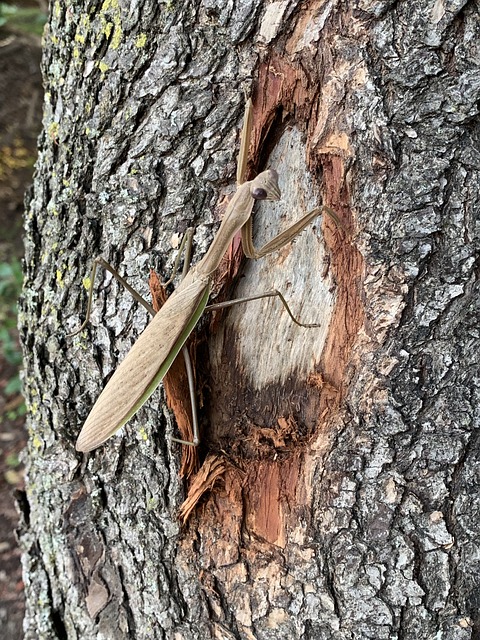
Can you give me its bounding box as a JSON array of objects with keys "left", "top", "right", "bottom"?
[{"left": 19, "top": 1, "right": 480, "bottom": 639}]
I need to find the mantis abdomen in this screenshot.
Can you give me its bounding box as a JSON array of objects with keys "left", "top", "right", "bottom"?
[{"left": 76, "top": 270, "right": 211, "bottom": 452}]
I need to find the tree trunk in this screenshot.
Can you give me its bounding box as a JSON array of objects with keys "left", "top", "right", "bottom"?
[{"left": 18, "top": 1, "right": 480, "bottom": 638}]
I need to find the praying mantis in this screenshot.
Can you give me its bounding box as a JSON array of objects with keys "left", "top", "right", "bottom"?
[{"left": 70, "top": 98, "right": 338, "bottom": 453}]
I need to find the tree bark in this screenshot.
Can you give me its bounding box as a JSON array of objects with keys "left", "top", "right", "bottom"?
[{"left": 18, "top": 1, "right": 480, "bottom": 639}]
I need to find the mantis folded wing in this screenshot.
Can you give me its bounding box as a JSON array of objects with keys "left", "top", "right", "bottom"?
[{"left": 72, "top": 100, "right": 334, "bottom": 452}]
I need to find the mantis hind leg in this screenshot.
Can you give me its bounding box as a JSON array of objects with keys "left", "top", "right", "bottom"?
[
  {"left": 66, "top": 256, "right": 156, "bottom": 337},
  {"left": 170, "top": 349, "right": 199, "bottom": 447},
  {"left": 171, "top": 292, "right": 323, "bottom": 448}
]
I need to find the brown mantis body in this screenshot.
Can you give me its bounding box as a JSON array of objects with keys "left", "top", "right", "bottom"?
[{"left": 71, "top": 99, "right": 336, "bottom": 452}]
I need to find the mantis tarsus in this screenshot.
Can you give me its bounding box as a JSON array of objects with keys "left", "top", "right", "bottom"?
[{"left": 71, "top": 98, "right": 337, "bottom": 453}]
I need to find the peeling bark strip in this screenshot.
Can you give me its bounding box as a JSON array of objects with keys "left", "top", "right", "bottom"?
[
  {"left": 149, "top": 270, "right": 199, "bottom": 478},
  {"left": 18, "top": 0, "right": 480, "bottom": 638}
]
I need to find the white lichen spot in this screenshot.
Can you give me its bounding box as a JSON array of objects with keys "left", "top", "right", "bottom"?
[
  {"left": 170, "top": 233, "right": 181, "bottom": 249},
  {"left": 384, "top": 476, "right": 398, "bottom": 504},
  {"left": 431, "top": 0, "right": 446, "bottom": 23},
  {"left": 265, "top": 608, "right": 289, "bottom": 629},
  {"left": 191, "top": 155, "right": 204, "bottom": 176}
]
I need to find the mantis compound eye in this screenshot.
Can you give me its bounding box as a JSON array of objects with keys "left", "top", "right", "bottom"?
[{"left": 252, "top": 187, "right": 268, "bottom": 200}]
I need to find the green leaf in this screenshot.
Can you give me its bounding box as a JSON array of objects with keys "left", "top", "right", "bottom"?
[{"left": 5, "top": 375, "right": 22, "bottom": 395}]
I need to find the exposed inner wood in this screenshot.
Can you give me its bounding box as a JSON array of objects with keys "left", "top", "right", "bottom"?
[{"left": 180, "top": 54, "right": 365, "bottom": 538}]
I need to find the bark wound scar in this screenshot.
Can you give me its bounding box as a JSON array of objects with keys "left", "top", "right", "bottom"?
[{"left": 180, "top": 54, "right": 364, "bottom": 550}]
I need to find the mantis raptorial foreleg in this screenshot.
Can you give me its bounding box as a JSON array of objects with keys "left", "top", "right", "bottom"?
[
  {"left": 70, "top": 96, "right": 340, "bottom": 453},
  {"left": 237, "top": 100, "right": 341, "bottom": 259}
]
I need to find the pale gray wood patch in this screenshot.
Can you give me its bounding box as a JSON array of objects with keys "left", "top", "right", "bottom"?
[{"left": 210, "top": 126, "right": 335, "bottom": 390}]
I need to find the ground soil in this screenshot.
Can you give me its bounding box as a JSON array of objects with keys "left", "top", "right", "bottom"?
[{"left": 0, "top": 11, "right": 43, "bottom": 638}]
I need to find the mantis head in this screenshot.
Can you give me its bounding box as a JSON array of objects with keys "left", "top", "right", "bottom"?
[{"left": 250, "top": 169, "right": 281, "bottom": 202}]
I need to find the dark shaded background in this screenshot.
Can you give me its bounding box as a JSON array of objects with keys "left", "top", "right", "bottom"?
[{"left": 0, "top": 2, "right": 45, "bottom": 637}]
